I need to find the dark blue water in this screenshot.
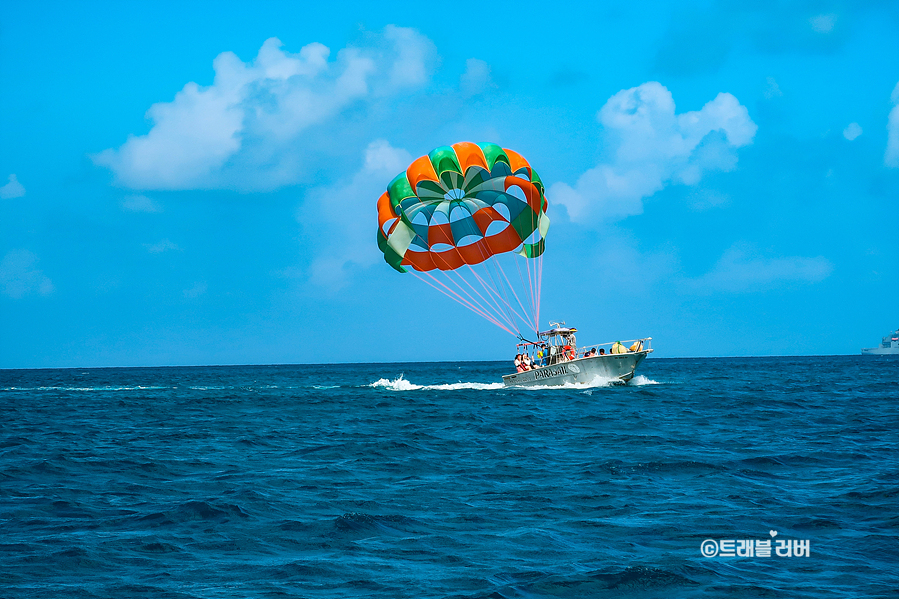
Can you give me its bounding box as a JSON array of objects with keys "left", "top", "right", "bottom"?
[{"left": 2, "top": 357, "right": 897, "bottom": 598}]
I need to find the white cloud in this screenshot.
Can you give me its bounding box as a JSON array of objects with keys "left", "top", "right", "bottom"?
[
  {"left": 93, "top": 26, "right": 436, "bottom": 191},
  {"left": 684, "top": 243, "right": 832, "bottom": 293},
  {"left": 304, "top": 139, "right": 412, "bottom": 288},
  {"left": 809, "top": 13, "right": 836, "bottom": 33},
  {"left": 122, "top": 194, "right": 162, "bottom": 212},
  {"left": 763, "top": 76, "right": 783, "bottom": 100},
  {"left": 144, "top": 239, "right": 181, "bottom": 253},
  {"left": 886, "top": 82, "right": 899, "bottom": 167},
  {"left": 550, "top": 82, "right": 757, "bottom": 223},
  {"left": 0, "top": 174, "right": 26, "bottom": 199},
  {"left": 843, "top": 122, "right": 862, "bottom": 141},
  {"left": 0, "top": 250, "right": 54, "bottom": 298},
  {"left": 460, "top": 58, "right": 495, "bottom": 96}
]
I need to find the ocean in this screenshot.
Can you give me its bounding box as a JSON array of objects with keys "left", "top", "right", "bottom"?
[{"left": 1, "top": 356, "right": 897, "bottom": 598}]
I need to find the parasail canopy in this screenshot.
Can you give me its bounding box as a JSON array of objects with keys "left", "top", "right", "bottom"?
[
  {"left": 376, "top": 142, "right": 550, "bottom": 338},
  {"left": 377, "top": 142, "right": 549, "bottom": 273}
]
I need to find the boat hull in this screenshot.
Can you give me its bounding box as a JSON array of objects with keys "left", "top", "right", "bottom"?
[
  {"left": 861, "top": 347, "right": 899, "bottom": 355},
  {"left": 502, "top": 351, "right": 650, "bottom": 387}
]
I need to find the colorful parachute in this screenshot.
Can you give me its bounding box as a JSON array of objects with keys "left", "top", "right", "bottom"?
[
  {"left": 377, "top": 142, "right": 549, "bottom": 273},
  {"left": 377, "top": 142, "right": 550, "bottom": 337}
]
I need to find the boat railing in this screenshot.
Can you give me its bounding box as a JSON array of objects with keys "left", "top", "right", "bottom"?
[
  {"left": 575, "top": 337, "right": 653, "bottom": 359},
  {"left": 512, "top": 337, "right": 653, "bottom": 371}
]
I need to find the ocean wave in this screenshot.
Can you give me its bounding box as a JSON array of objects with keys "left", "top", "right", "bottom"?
[
  {"left": 369, "top": 373, "right": 660, "bottom": 391},
  {"left": 524, "top": 374, "right": 659, "bottom": 390},
  {"left": 1, "top": 385, "right": 168, "bottom": 391},
  {"left": 369, "top": 375, "right": 504, "bottom": 391}
]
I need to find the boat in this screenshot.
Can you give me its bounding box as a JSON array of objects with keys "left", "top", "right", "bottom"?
[
  {"left": 861, "top": 328, "right": 899, "bottom": 355},
  {"left": 502, "top": 322, "right": 653, "bottom": 387}
]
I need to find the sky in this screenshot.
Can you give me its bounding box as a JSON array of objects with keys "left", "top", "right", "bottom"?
[{"left": 1, "top": 0, "right": 898, "bottom": 368}]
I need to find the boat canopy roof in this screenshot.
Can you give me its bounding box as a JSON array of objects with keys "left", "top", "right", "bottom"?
[{"left": 539, "top": 327, "right": 577, "bottom": 337}]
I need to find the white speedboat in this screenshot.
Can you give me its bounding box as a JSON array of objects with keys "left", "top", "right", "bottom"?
[
  {"left": 503, "top": 322, "right": 653, "bottom": 387},
  {"left": 861, "top": 328, "right": 899, "bottom": 355}
]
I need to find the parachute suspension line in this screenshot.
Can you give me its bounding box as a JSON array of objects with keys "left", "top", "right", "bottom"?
[
  {"left": 465, "top": 263, "right": 527, "bottom": 332},
  {"left": 471, "top": 240, "right": 531, "bottom": 333},
  {"left": 485, "top": 259, "right": 525, "bottom": 333},
  {"left": 514, "top": 257, "right": 534, "bottom": 335},
  {"left": 486, "top": 257, "right": 522, "bottom": 332},
  {"left": 440, "top": 268, "right": 520, "bottom": 336},
  {"left": 462, "top": 264, "right": 520, "bottom": 333},
  {"left": 492, "top": 258, "right": 535, "bottom": 334},
  {"left": 527, "top": 189, "right": 539, "bottom": 334},
  {"left": 526, "top": 253, "right": 538, "bottom": 335},
  {"left": 412, "top": 270, "right": 515, "bottom": 336},
  {"left": 472, "top": 243, "right": 523, "bottom": 335},
  {"left": 536, "top": 251, "right": 544, "bottom": 333},
  {"left": 467, "top": 239, "right": 522, "bottom": 334},
  {"left": 430, "top": 249, "right": 522, "bottom": 336}
]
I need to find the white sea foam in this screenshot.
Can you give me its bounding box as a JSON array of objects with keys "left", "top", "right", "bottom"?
[
  {"left": 521, "top": 374, "right": 621, "bottom": 390},
  {"left": 369, "top": 375, "right": 504, "bottom": 391},
  {"left": 369, "top": 372, "right": 661, "bottom": 392},
  {"left": 629, "top": 375, "right": 660, "bottom": 386}
]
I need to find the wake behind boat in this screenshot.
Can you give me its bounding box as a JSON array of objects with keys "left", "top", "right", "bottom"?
[{"left": 503, "top": 323, "right": 652, "bottom": 387}]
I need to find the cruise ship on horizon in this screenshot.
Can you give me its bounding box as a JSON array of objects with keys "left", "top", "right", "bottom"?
[{"left": 861, "top": 328, "right": 899, "bottom": 355}]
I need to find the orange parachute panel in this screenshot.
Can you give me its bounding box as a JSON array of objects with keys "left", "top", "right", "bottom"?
[
  {"left": 427, "top": 223, "right": 455, "bottom": 248},
  {"left": 452, "top": 142, "right": 489, "bottom": 172},
  {"left": 430, "top": 248, "right": 465, "bottom": 271},
  {"left": 377, "top": 191, "right": 397, "bottom": 229},
  {"left": 403, "top": 249, "right": 436, "bottom": 272},
  {"left": 504, "top": 177, "right": 542, "bottom": 214},
  {"left": 457, "top": 239, "right": 493, "bottom": 266},
  {"left": 471, "top": 205, "right": 507, "bottom": 234},
  {"left": 406, "top": 156, "right": 439, "bottom": 192},
  {"left": 485, "top": 224, "right": 524, "bottom": 255},
  {"left": 504, "top": 148, "right": 532, "bottom": 179}
]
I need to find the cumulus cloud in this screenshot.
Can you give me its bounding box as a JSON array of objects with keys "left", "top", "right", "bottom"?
[
  {"left": 809, "top": 13, "right": 836, "bottom": 33},
  {"left": 304, "top": 139, "right": 411, "bottom": 288},
  {"left": 684, "top": 243, "right": 832, "bottom": 293},
  {"left": 550, "top": 82, "right": 757, "bottom": 223},
  {"left": 886, "top": 82, "right": 899, "bottom": 167},
  {"left": 122, "top": 194, "right": 162, "bottom": 212},
  {"left": 763, "top": 76, "right": 783, "bottom": 99},
  {"left": 0, "top": 250, "right": 54, "bottom": 298},
  {"left": 843, "top": 122, "right": 862, "bottom": 141},
  {"left": 0, "top": 174, "right": 26, "bottom": 199},
  {"left": 144, "top": 239, "right": 181, "bottom": 253},
  {"left": 93, "top": 26, "right": 436, "bottom": 191},
  {"left": 460, "top": 58, "right": 495, "bottom": 96}
]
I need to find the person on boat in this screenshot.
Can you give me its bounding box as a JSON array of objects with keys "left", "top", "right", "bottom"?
[
  {"left": 522, "top": 354, "right": 532, "bottom": 370},
  {"left": 535, "top": 349, "right": 544, "bottom": 367},
  {"left": 586, "top": 348, "right": 597, "bottom": 357},
  {"left": 514, "top": 354, "right": 523, "bottom": 373},
  {"left": 598, "top": 348, "right": 605, "bottom": 355}
]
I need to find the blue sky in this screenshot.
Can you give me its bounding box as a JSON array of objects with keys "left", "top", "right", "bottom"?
[{"left": 1, "top": 0, "right": 898, "bottom": 367}]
